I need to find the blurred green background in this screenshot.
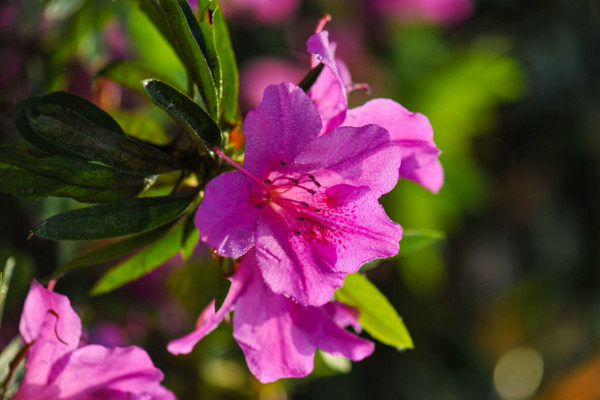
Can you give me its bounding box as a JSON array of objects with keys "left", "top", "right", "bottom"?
[{"left": 1, "top": 0, "right": 599, "bottom": 399}]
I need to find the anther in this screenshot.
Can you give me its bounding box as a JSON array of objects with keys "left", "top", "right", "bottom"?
[
  {"left": 280, "top": 160, "right": 287, "bottom": 166},
  {"left": 297, "top": 216, "right": 305, "bottom": 221},
  {"left": 315, "top": 208, "right": 321, "bottom": 212},
  {"left": 265, "top": 179, "right": 272, "bottom": 184},
  {"left": 300, "top": 202, "right": 309, "bottom": 207},
  {"left": 306, "top": 189, "right": 316, "bottom": 195},
  {"left": 293, "top": 230, "right": 301, "bottom": 236}
]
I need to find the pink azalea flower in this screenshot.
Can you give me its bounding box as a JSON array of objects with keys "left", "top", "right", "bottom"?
[
  {"left": 13, "top": 281, "right": 175, "bottom": 400},
  {"left": 196, "top": 82, "right": 403, "bottom": 306},
  {"left": 308, "top": 30, "right": 444, "bottom": 193},
  {"left": 168, "top": 251, "right": 374, "bottom": 383}
]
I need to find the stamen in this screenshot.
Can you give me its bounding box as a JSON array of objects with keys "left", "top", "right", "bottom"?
[
  {"left": 297, "top": 216, "right": 305, "bottom": 221},
  {"left": 48, "top": 309, "right": 68, "bottom": 345}
]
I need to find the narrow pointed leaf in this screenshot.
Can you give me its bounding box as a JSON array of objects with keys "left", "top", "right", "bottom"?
[
  {"left": 31, "top": 190, "right": 198, "bottom": 240},
  {"left": 96, "top": 60, "right": 179, "bottom": 93},
  {"left": 335, "top": 273, "right": 414, "bottom": 350},
  {"left": 143, "top": 79, "right": 221, "bottom": 153},
  {"left": 51, "top": 222, "right": 175, "bottom": 279},
  {"left": 397, "top": 229, "right": 445, "bottom": 257},
  {"left": 159, "top": 0, "right": 218, "bottom": 117},
  {"left": 0, "top": 257, "right": 15, "bottom": 329},
  {"left": 0, "top": 146, "right": 151, "bottom": 203},
  {"left": 212, "top": 4, "right": 240, "bottom": 127},
  {"left": 14, "top": 92, "right": 181, "bottom": 176},
  {"left": 91, "top": 214, "right": 198, "bottom": 295}
]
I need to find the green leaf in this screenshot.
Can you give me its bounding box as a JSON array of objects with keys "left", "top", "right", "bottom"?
[
  {"left": 335, "top": 273, "right": 414, "bottom": 350},
  {"left": 398, "top": 229, "right": 445, "bottom": 257},
  {"left": 110, "top": 111, "right": 172, "bottom": 146},
  {"left": 96, "top": 60, "right": 179, "bottom": 93},
  {"left": 0, "top": 257, "right": 15, "bottom": 329},
  {"left": 0, "top": 146, "right": 151, "bottom": 203},
  {"left": 159, "top": 0, "right": 219, "bottom": 117},
  {"left": 298, "top": 63, "right": 325, "bottom": 93},
  {"left": 184, "top": 0, "right": 222, "bottom": 103},
  {"left": 143, "top": 79, "right": 221, "bottom": 153},
  {"left": 90, "top": 213, "right": 197, "bottom": 295},
  {"left": 14, "top": 92, "right": 181, "bottom": 176},
  {"left": 0, "top": 336, "right": 24, "bottom": 399},
  {"left": 212, "top": 3, "right": 240, "bottom": 127},
  {"left": 51, "top": 222, "right": 175, "bottom": 279},
  {"left": 214, "top": 271, "right": 231, "bottom": 312},
  {"left": 31, "top": 190, "right": 197, "bottom": 240}
]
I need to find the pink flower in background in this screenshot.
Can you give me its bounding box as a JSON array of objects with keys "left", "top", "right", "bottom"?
[
  {"left": 369, "top": 0, "right": 472, "bottom": 25},
  {"left": 13, "top": 281, "right": 175, "bottom": 400},
  {"left": 196, "top": 82, "right": 403, "bottom": 306},
  {"left": 308, "top": 30, "right": 444, "bottom": 193},
  {"left": 168, "top": 251, "right": 374, "bottom": 383},
  {"left": 240, "top": 58, "right": 305, "bottom": 112}
]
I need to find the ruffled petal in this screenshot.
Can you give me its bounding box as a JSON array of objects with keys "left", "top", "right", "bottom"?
[{"left": 344, "top": 98, "right": 443, "bottom": 193}]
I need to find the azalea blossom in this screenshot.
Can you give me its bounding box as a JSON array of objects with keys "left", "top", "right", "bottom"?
[
  {"left": 308, "top": 29, "right": 444, "bottom": 193},
  {"left": 196, "top": 81, "right": 403, "bottom": 306},
  {"left": 168, "top": 251, "right": 374, "bottom": 383},
  {"left": 13, "top": 281, "right": 175, "bottom": 400}
]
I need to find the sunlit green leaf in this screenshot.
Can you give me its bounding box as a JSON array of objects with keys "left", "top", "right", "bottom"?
[
  {"left": 51, "top": 222, "right": 175, "bottom": 279},
  {"left": 335, "top": 273, "right": 413, "bottom": 350},
  {"left": 136, "top": 0, "right": 177, "bottom": 50},
  {"left": 211, "top": 3, "right": 239, "bottom": 127},
  {"left": 0, "top": 336, "right": 24, "bottom": 399},
  {"left": 397, "top": 229, "right": 445, "bottom": 257},
  {"left": 96, "top": 60, "right": 178, "bottom": 93},
  {"left": 0, "top": 146, "right": 151, "bottom": 203},
  {"left": 143, "top": 79, "right": 221, "bottom": 153},
  {"left": 14, "top": 92, "right": 181, "bottom": 176},
  {"left": 159, "top": 0, "right": 218, "bottom": 117},
  {"left": 90, "top": 213, "right": 197, "bottom": 295},
  {"left": 32, "top": 190, "right": 197, "bottom": 240},
  {"left": 192, "top": 0, "right": 222, "bottom": 102}
]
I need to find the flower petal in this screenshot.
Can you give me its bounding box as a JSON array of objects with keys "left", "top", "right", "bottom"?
[
  {"left": 292, "top": 124, "right": 402, "bottom": 197},
  {"left": 243, "top": 82, "right": 322, "bottom": 179},
  {"left": 195, "top": 171, "right": 257, "bottom": 258},
  {"left": 46, "top": 345, "right": 173, "bottom": 400},
  {"left": 307, "top": 31, "right": 348, "bottom": 134},
  {"left": 344, "top": 98, "right": 443, "bottom": 193}
]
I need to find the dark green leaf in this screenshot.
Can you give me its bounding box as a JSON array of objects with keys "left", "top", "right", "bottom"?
[
  {"left": 14, "top": 93, "right": 181, "bottom": 176},
  {"left": 90, "top": 213, "right": 198, "bottom": 295},
  {"left": 159, "top": 0, "right": 219, "bottom": 117},
  {"left": 143, "top": 79, "right": 221, "bottom": 153},
  {"left": 51, "top": 222, "right": 175, "bottom": 279},
  {"left": 335, "top": 273, "right": 413, "bottom": 350},
  {"left": 298, "top": 63, "right": 325, "bottom": 93},
  {"left": 96, "top": 61, "right": 179, "bottom": 93},
  {"left": 398, "top": 229, "right": 445, "bottom": 257},
  {"left": 212, "top": 4, "right": 240, "bottom": 127},
  {"left": 110, "top": 111, "right": 172, "bottom": 146},
  {"left": 214, "top": 272, "right": 231, "bottom": 312},
  {"left": 0, "top": 146, "right": 150, "bottom": 203},
  {"left": 31, "top": 190, "right": 197, "bottom": 240}
]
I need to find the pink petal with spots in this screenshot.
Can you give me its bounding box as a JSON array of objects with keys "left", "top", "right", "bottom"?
[
  {"left": 344, "top": 98, "right": 443, "bottom": 193},
  {"left": 256, "top": 184, "right": 402, "bottom": 306}
]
